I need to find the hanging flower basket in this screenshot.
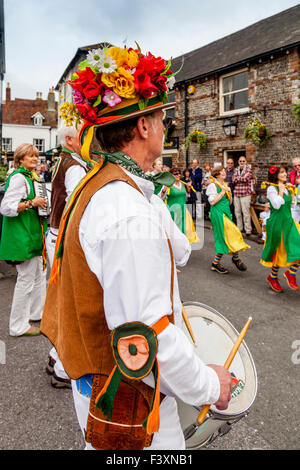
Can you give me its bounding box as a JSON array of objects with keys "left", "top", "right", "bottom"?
[
  {"left": 292, "top": 100, "right": 300, "bottom": 120},
  {"left": 185, "top": 130, "right": 207, "bottom": 150},
  {"left": 244, "top": 119, "right": 271, "bottom": 146}
]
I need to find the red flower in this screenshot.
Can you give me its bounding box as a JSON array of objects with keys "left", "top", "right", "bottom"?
[
  {"left": 134, "top": 69, "right": 158, "bottom": 98},
  {"left": 155, "top": 74, "right": 168, "bottom": 92},
  {"left": 76, "top": 102, "right": 98, "bottom": 122},
  {"left": 83, "top": 81, "right": 101, "bottom": 100},
  {"left": 269, "top": 166, "right": 278, "bottom": 174},
  {"left": 67, "top": 67, "right": 96, "bottom": 94}
]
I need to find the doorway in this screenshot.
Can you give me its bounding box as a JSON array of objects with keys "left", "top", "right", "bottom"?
[{"left": 224, "top": 150, "right": 246, "bottom": 167}]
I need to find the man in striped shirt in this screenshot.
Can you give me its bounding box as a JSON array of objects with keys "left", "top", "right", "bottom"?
[{"left": 232, "top": 156, "right": 253, "bottom": 236}]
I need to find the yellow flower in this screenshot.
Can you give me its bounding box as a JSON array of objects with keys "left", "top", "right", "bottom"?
[
  {"left": 101, "top": 71, "right": 118, "bottom": 88},
  {"left": 127, "top": 50, "right": 139, "bottom": 68},
  {"left": 106, "top": 47, "right": 128, "bottom": 67},
  {"left": 106, "top": 47, "right": 139, "bottom": 69},
  {"left": 114, "top": 67, "right": 136, "bottom": 98},
  {"left": 102, "top": 67, "right": 136, "bottom": 99}
]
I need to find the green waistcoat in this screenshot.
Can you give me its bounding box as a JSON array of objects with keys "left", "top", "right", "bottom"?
[
  {"left": 0, "top": 168, "right": 46, "bottom": 262},
  {"left": 261, "top": 189, "right": 300, "bottom": 263}
]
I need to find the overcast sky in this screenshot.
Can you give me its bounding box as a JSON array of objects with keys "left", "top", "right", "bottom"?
[{"left": 3, "top": 0, "right": 299, "bottom": 100}]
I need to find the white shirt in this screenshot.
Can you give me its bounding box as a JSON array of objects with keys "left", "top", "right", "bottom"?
[
  {"left": 267, "top": 185, "right": 289, "bottom": 210},
  {"left": 0, "top": 173, "right": 30, "bottom": 217},
  {"left": 206, "top": 182, "right": 218, "bottom": 204},
  {"left": 78, "top": 168, "right": 220, "bottom": 407}
]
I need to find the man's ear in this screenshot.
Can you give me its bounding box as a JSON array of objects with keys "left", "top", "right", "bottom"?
[
  {"left": 65, "top": 135, "right": 73, "bottom": 147},
  {"left": 136, "top": 115, "right": 150, "bottom": 140}
]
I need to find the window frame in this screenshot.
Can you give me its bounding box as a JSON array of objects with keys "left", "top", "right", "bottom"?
[
  {"left": 33, "top": 138, "right": 45, "bottom": 153},
  {"left": 2, "top": 138, "right": 12, "bottom": 152},
  {"left": 219, "top": 68, "right": 249, "bottom": 116}
]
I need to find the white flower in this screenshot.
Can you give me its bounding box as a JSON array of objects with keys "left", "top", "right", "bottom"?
[
  {"left": 98, "top": 55, "right": 117, "bottom": 74},
  {"left": 166, "top": 76, "right": 176, "bottom": 91},
  {"left": 86, "top": 48, "right": 106, "bottom": 67}
]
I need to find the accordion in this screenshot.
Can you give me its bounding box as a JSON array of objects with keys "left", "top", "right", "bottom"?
[{"left": 33, "top": 181, "right": 51, "bottom": 218}]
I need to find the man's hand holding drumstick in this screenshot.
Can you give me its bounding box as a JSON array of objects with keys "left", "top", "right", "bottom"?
[{"left": 207, "top": 364, "right": 232, "bottom": 410}]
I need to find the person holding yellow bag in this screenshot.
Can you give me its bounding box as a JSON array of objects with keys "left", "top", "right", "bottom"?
[
  {"left": 165, "top": 168, "right": 200, "bottom": 244},
  {"left": 206, "top": 166, "right": 250, "bottom": 274}
]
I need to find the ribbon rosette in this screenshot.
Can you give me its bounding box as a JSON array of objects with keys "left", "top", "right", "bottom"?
[{"left": 95, "top": 321, "right": 161, "bottom": 435}]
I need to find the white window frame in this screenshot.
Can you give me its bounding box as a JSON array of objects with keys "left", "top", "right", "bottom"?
[
  {"left": 2, "top": 138, "right": 12, "bottom": 152},
  {"left": 33, "top": 138, "right": 45, "bottom": 153},
  {"left": 32, "top": 112, "right": 45, "bottom": 127},
  {"left": 219, "top": 68, "right": 249, "bottom": 116}
]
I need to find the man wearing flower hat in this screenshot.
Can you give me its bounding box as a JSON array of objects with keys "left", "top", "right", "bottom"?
[{"left": 41, "top": 44, "right": 232, "bottom": 450}]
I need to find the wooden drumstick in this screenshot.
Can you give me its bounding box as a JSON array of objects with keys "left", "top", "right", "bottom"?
[
  {"left": 182, "top": 304, "right": 196, "bottom": 345},
  {"left": 197, "top": 316, "right": 252, "bottom": 426}
]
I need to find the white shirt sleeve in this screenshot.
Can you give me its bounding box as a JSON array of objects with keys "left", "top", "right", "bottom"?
[
  {"left": 267, "top": 186, "right": 285, "bottom": 210},
  {"left": 79, "top": 193, "right": 220, "bottom": 407},
  {"left": 206, "top": 183, "right": 218, "bottom": 203},
  {"left": 64, "top": 165, "right": 87, "bottom": 199},
  {"left": 150, "top": 194, "right": 191, "bottom": 267},
  {"left": 0, "top": 174, "right": 30, "bottom": 217}
]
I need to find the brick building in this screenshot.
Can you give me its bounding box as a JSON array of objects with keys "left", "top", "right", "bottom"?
[
  {"left": 2, "top": 84, "right": 58, "bottom": 162},
  {"left": 166, "top": 5, "right": 300, "bottom": 192}
]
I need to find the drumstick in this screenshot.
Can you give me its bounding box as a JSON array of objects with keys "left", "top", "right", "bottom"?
[
  {"left": 197, "top": 316, "right": 252, "bottom": 426},
  {"left": 182, "top": 305, "right": 196, "bottom": 345}
]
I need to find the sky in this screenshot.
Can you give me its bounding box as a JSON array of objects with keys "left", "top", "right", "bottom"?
[{"left": 3, "top": 0, "right": 300, "bottom": 101}]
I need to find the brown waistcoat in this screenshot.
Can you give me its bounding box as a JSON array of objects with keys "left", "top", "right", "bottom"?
[
  {"left": 50, "top": 151, "right": 88, "bottom": 229},
  {"left": 41, "top": 162, "right": 174, "bottom": 385}
]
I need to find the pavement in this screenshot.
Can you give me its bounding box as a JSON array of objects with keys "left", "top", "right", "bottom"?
[{"left": 0, "top": 221, "right": 299, "bottom": 450}]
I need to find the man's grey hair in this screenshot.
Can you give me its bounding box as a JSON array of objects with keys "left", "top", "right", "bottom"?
[{"left": 57, "top": 122, "right": 78, "bottom": 146}]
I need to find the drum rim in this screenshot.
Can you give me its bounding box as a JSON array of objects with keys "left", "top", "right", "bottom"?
[{"left": 182, "top": 301, "right": 258, "bottom": 416}]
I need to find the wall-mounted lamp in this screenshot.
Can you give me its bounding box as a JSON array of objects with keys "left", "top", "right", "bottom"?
[{"left": 222, "top": 117, "right": 238, "bottom": 137}]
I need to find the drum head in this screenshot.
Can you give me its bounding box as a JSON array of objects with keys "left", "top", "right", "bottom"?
[{"left": 181, "top": 302, "right": 257, "bottom": 417}]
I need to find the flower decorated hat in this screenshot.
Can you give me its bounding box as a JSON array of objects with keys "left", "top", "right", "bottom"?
[{"left": 60, "top": 42, "right": 180, "bottom": 160}]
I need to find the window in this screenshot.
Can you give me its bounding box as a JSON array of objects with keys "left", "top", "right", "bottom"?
[
  {"left": 2, "top": 138, "right": 12, "bottom": 152},
  {"left": 33, "top": 139, "right": 45, "bottom": 153},
  {"left": 34, "top": 116, "right": 43, "bottom": 126},
  {"left": 220, "top": 69, "right": 249, "bottom": 115},
  {"left": 32, "top": 112, "right": 44, "bottom": 126}
]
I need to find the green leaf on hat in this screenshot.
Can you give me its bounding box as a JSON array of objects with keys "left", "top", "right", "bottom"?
[
  {"left": 138, "top": 98, "right": 149, "bottom": 110},
  {"left": 78, "top": 59, "right": 90, "bottom": 70},
  {"left": 93, "top": 95, "right": 102, "bottom": 107}
]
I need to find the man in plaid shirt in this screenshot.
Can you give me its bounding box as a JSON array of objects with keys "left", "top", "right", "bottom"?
[{"left": 232, "top": 156, "right": 253, "bottom": 236}]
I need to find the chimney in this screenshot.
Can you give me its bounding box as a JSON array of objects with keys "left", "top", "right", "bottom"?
[
  {"left": 47, "top": 87, "right": 56, "bottom": 111},
  {"left": 36, "top": 91, "right": 42, "bottom": 100},
  {"left": 6, "top": 83, "right": 11, "bottom": 102}
]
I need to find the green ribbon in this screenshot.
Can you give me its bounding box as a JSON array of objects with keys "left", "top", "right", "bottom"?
[{"left": 92, "top": 150, "right": 175, "bottom": 188}]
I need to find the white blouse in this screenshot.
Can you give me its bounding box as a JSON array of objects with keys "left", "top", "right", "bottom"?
[
  {"left": 0, "top": 173, "right": 30, "bottom": 217},
  {"left": 267, "top": 185, "right": 288, "bottom": 210}
]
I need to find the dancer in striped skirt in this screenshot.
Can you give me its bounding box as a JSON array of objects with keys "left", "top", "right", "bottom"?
[{"left": 261, "top": 166, "right": 300, "bottom": 293}]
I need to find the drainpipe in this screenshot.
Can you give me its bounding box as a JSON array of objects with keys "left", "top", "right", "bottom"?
[{"left": 184, "top": 85, "right": 189, "bottom": 168}]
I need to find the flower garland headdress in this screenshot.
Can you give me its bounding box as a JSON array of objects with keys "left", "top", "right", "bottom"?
[{"left": 60, "top": 42, "right": 182, "bottom": 162}]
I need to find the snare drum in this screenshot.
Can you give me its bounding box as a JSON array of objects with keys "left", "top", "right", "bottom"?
[{"left": 177, "top": 302, "right": 257, "bottom": 449}]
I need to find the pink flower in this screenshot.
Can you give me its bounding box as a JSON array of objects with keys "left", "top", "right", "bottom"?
[
  {"left": 73, "top": 89, "right": 86, "bottom": 105},
  {"left": 102, "top": 90, "right": 122, "bottom": 108}
]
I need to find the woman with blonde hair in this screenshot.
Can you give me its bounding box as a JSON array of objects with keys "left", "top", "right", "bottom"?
[
  {"left": 0, "top": 144, "right": 48, "bottom": 336},
  {"left": 207, "top": 166, "right": 250, "bottom": 274}
]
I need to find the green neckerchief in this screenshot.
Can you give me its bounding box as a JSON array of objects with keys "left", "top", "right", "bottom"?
[
  {"left": 92, "top": 150, "right": 175, "bottom": 188},
  {"left": 62, "top": 147, "right": 93, "bottom": 168}
]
